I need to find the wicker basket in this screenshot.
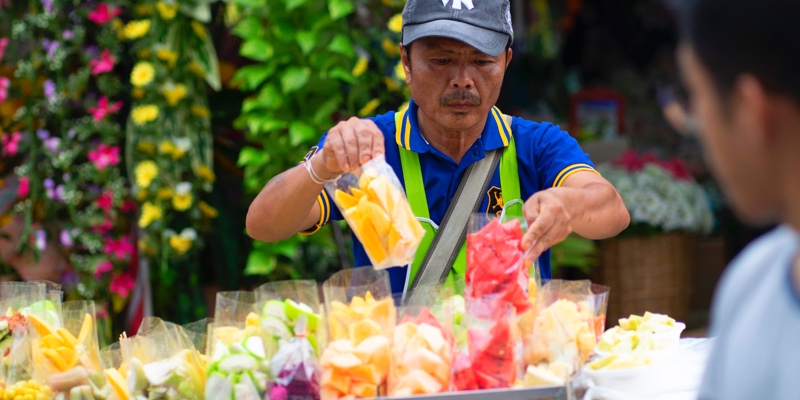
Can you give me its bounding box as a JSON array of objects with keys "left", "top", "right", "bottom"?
[{"left": 593, "top": 233, "right": 696, "bottom": 324}]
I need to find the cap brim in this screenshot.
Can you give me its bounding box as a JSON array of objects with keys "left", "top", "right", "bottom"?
[{"left": 402, "top": 19, "right": 509, "bottom": 57}]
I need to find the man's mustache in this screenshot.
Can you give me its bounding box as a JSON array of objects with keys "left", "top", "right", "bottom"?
[{"left": 440, "top": 90, "right": 481, "bottom": 106}]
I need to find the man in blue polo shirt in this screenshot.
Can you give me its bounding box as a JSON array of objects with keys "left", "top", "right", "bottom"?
[{"left": 246, "top": 0, "right": 629, "bottom": 294}]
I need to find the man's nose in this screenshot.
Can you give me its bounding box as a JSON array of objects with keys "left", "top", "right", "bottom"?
[{"left": 450, "top": 65, "right": 474, "bottom": 89}]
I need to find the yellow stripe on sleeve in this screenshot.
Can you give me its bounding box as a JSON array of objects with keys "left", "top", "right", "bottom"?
[
  {"left": 395, "top": 111, "right": 404, "bottom": 147},
  {"left": 299, "top": 192, "right": 329, "bottom": 235},
  {"left": 553, "top": 164, "right": 600, "bottom": 187},
  {"left": 404, "top": 114, "right": 412, "bottom": 151}
]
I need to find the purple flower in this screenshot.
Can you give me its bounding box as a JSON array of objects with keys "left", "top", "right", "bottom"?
[
  {"left": 60, "top": 230, "right": 73, "bottom": 248},
  {"left": 44, "top": 80, "right": 55, "bottom": 98},
  {"left": 44, "top": 137, "right": 60, "bottom": 152},
  {"left": 42, "top": 39, "right": 59, "bottom": 60},
  {"left": 36, "top": 128, "right": 50, "bottom": 140},
  {"left": 44, "top": 178, "right": 55, "bottom": 189},
  {"left": 55, "top": 185, "right": 64, "bottom": 201},
  {"left": 41, "top": 0, "right": 53, "bottom": 13},
  {"left": 35, "top": 230, "right": 46, "bottom": 251},
  {"left": 85, "top": 45, "right": 98, "bottom": 59},
  {"left": 63, "top": 173, "right": 71, "bottom": 181},
  {"left": 67, "top": 129, "right": 76, "bottom": 139},
  {"left": 61, "top": 270, "right": 79, "bottom": 288},
  {"left": 62, "top": 30, "right": 73, "bottom": 40}
]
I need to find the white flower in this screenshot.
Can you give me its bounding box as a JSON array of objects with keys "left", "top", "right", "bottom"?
[
  {"left": 175, "top": 182, "right": 192, "bottom": 195},
  {"left": 180, "top": 228, "right": 197, "bottom": 241}
]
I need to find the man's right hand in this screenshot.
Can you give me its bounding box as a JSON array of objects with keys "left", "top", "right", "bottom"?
[{"left": 319, "top": 117, "right": 385, "bottom": 176}]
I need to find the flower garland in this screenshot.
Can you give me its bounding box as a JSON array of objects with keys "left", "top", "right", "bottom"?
[
  {"left": 0, "top": 1, "right": 134, "bottom": 339},
  {"left": 123, "top": 0, "right": 219, "bottom": 313}
]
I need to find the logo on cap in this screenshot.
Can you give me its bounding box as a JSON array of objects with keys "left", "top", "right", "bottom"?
[{"left": 442, "top": 0, "right": 474, "bottom": 10}]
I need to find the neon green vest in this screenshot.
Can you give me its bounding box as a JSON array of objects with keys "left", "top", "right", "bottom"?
[{"left": 395, "top": 107, "right": 523, "bottom": 292}]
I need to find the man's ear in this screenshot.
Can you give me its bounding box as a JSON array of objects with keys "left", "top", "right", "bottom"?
[
  {"left": 400, "top": 43, "right": 412, "bottom": 84},
  {"left": 505, "top": 47, "right": 513, "bottom": 69},
  {"left": 735, "top": 74, "right": 775, "bottom": 146}
]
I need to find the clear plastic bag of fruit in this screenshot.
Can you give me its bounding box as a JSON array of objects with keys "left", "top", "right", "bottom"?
[
  {"left": 99, "top": 341, "right": 130, "bottom": 400},
  {"left": 325, "top": 156, "right": 426, "bottom": 269},
  {"left": 320, "top": 268, "right": 396, "bottom": 399},
  {"left": 121, "top": 317, "right": 206, "bottom": 400},
  {"left": 0, "top": 281, "right": 50, "bottom": 386},
  {"left": 206, "top": 291, "right": 269, "bottom": 400},
  {"left": 28, "top": 280, "right": 64, "bottom": 329},
  {"left": 466, "top": 214, "right": 533, "bottom": 316},
  {"left": 451, "top": 296, "right": 518, "bottom": 391},
  {"left": 265, "top": 318, "right": 321, "bottom": 400},
  {"left": 183, "top": 318, "right": 213, "bottom": 357},
  {"left": 389, "top": 305, "right": 453, "bottom": 396}
]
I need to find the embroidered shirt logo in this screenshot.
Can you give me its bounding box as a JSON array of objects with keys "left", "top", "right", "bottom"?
[
  {"left": 442, "top": 0, "right": 474, "bottom": 10},
  {"left": 486, "top": 186, "right": 504, "bottom": 216}
]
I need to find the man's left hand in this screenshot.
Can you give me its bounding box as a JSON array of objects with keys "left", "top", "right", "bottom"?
[{"left": 521, "top": 189, "right": 573, "bottom": 264}]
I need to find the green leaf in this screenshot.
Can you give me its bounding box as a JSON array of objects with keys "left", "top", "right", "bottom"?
[
  {"left": 313, "top": 97, "right": 341, "bottom": 123},
  {"left": 329, "top": 67, "right": 355, "bottom": 84},
  {"left": 232, "top": 65, "right": 272, "bottom": 90},
  {"left": 286, "top": 0, "right": 309, "bottom": 11},
  {"left": 328, "top": 0, "right": 354, "bottom": 20},
  {"left": 179, "top": 1, "right": 212, "bottom": 23},
  {"left": 296, "top": 31, "right": 318, "bottom": 55},
  {"left": 280, "top": 67, "right": 311, "bottom": 93},
  {"left": 230, "top": 0, "right": 263, "bottom": 7},
  {"left": 240, "top": 38, "right": 274, "bottom": 62},
  {"left": 256, "top": 84, "right": 283, "bottom": 109},
  {"left": 289, "top": 121, "right": 318, "bottom": 146},
  {"left": 192, "top": 32, "right": 222, "bottom": 91},
  {"left": 232, "top": 16, "right": 263, "bottom": 39},
  {"left": 272, "top": 241, "right": 298, "bottom": 259},
  {"left": 237, "top": 146, "right": 267, "bottom": 167},
  {"left": 327, "top": 34, "right": 354, "bottom": 57},
  {"left": 244, "top": 250, "right": 277, "bottom": 276}
]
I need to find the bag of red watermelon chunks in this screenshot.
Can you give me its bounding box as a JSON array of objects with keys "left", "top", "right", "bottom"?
[
  {"left": 520, "top": 279, "right": 610, "bottom": 387},
  {"left": 255, "top": 280, "right": 325, "bottom": 400},
  {"left": 320, "top": 268, "right": 396, "bottom": 399}
]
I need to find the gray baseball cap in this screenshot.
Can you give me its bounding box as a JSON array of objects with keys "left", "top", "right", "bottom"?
[{"left": 402, "top": 0, "right": 513, "bottom": 57}]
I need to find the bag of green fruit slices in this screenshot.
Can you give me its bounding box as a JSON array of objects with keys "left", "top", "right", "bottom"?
[
  {"left": 255, "top": 280, "right": 324, "bottom": 400},
  {"left": 205, "top": 291, "right": 270, "bottom": 400},
  {"left": 0, "top": 281, "right": 52, "bottom": 385}
]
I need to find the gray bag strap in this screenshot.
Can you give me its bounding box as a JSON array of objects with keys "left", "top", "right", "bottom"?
[{"left": 405, "top": 146, "right": 503, "bottom": 301}]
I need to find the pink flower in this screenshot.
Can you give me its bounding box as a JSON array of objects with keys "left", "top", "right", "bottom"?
[
  {"left": 612, "top": 149, "right": 644, "bottom": 172},
  {"left": 0, "top": 76, "right": 8, "bottom": 103},
  {"left": 88, "top": 96, "right": 122, "bottom": 121},
  {"left": 109, "top": 272, "right": 135, "bottom": 298},
  {"left": 120, "top": 199, "right": 137, "bottom": 213},
  {"left": 96, "top": 191, "right": 113, "bottom": 211},
  {"left": 105, "top": 237, "right": 134, "bottom": 260},
  {"left": 17, "top": 176, "right": 29, "bottom": 198},
  {"left": 94, "top": 260, "right": 113, "bottom": 278},
  {"left": 88, "top": 4, "right": 122, "bottom": 25},
  {"left": 89, "top": 49, "right": 116, "bottom": 75},
  {"left": 88, "top": 144, "right": 120, "bottom": 170},
  {"left": 92, "top": 219, "right": 113, "bottom": 233},
  {"left": 0, "top": 38, "right": 8, "bottom": 63},
  {"left": 1, "top": 131, "right": 21, "bottom": 156}
]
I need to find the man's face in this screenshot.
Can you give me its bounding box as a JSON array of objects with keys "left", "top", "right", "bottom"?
[
  {"left": 678, "top": 44, "right": 778, "bottom": 224},
  {"left": 401, "top": 37, "right": 511, "bottom": 132}
]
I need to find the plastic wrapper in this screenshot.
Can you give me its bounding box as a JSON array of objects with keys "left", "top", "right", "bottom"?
[
  {"left": 182, "top": 318, "right": 213, "bottom": 357},
  {"left": 466, "top": 214, "right": 532, "bottom": 315},
  {"left": 522, "top": 280, "right": 609, "bottom": 387},
  {"left": 0, "top": 281, "right": 48, "bottom": 385},
  {"left": 255, "top": 280, "right": 323, "bottom": 400},
  {"left": 452, "top": 296, "right": 518, "bottom": 391},
  {"left": 325, "top": 156, "right": 426, "bottom": 269},
  {"left": 388, "top": 306, "right": 453, "bottom": 396},
  {"left": 320, "top": 268, "right": 396, "bottom": 399},
  {"left": 99, "top": 341, "right": 130, "bottom": 400},
  {"left": 205, "top": 292, "right": 269, "bottom": 400},
  {"left": 120, "top": 317, "right": 206, "bottom": 400},
  {"left": 28, "top": 280, "right": 64, "bottom": 329}
]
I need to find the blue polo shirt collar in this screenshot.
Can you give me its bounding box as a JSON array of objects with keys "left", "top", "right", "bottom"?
[{"left": 395, "top": 99, "right": 512, "bottom": 155}]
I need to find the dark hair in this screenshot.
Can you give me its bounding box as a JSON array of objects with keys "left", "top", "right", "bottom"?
[{"left": 673, "top": 0, "right": 800, "bottom": 104}]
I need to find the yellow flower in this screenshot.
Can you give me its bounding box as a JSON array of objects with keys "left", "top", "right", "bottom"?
[
  {"left": 352, "top": 56, "right": 368, "bottom": 77},
  {"left": 168, "top": 228, "right": 197, "bottom": 255},
  {"left": 382, "top": 38, "right": 399, "bottom": 57},
  {"left": 199, "top": 201, "right": 218, "bottom": 218},
  {"left": 132, "top": 88, "right": 145, "bottom": 99},
  {"left": 172, "top": 138, "right": 191, "bottom": 160},
  {"left": 197, "top": 165, "right": 215, "bottom": 183},
  {"left": 191, "top": 21, "right": 206, "bottom": 39},
  {"left": 137, "top": 141, "right": 155, "bottom": 154},
  {"left": 134, "top": 4, "right": 153, "bottom": 16},
  {"left": 135, "top": 189, "right": 148, "bottom": 201},
  {"left": 190, "top": 104, "right": 210, "bottom": 118},
  {"left": 156, "top": 1, "right": 178, "bottom": 20},
  {"left": 138, "top": 239, "right": 155, "bottom": 256},
  {"left": 384, "top": 76, "right": 400, "bottom": 91},
  {"left": 159, "top": 140, "right": 177, "bottom": 155},
  {"left": 388, "top": 14, "right": 402, "bottom": 33},
  {"left": 172, "top": 182, "right": 193, "bottom": 211},
  {"left": 187, "top": 61, "right": 205, "bottom": 78},
  {"left": 124, "top": 20, "right": 151, "bottom": 40},
  {"left": 132, "top": 105, "right": 159, "bottom": 125},
  {"left": 157, "top": 188, "right": 173, "bottom": 200},
  {"left": 131, "top": 62, "right": 155, "bottom": 87},
  {"left": 394, "top": 60, "right": 406, "bottom": 80},
  {"left": 358, "top": 99, "right": 380, "bottom": 117},
  {"left": 138, "top": 48, "right": 151, "bottom": 59},
  {"left": 162, "top": 83, "right": 187, "bottom": 106},
  {"left": 135, "top": 160, "right": 159, "bottom": 188},
  {"left": 138, "top": 202, "right": 163, "bottom": 228},
  {"left": 156, "top": 48, "right": 178, "bottom": 67}
]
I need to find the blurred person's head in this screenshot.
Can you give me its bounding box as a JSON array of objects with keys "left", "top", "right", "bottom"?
[
  {"left": 399, "top": 0, "right": 513, "bottom": 132},
  {"left": 674, "top": 0, "right": 800, "bottom": 226}
]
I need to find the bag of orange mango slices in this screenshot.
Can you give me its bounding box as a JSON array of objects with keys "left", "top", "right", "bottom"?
[
  {"left": 388, "top": 305, "right": 453, "bottom": 396},
  {"left": 99, "top": 341, "right": 129, "bottom": 400},
  {"left": 320, "top": 268, "right": 396, "bottom": 399},
  {"left": 120, "top": 317, "right": 206, "bottom": 400},
  {"left": 205, "top": 291, "right": 270, "bottom": 400},
  {"left": 29, "top": 300, "right": 122, "bottom": 399},
  {"left": 326, "top": 156, "right": 426, "bottom": 269},
  {"left": 521, "top": 280, "right": 610, "bottom": 388}
]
